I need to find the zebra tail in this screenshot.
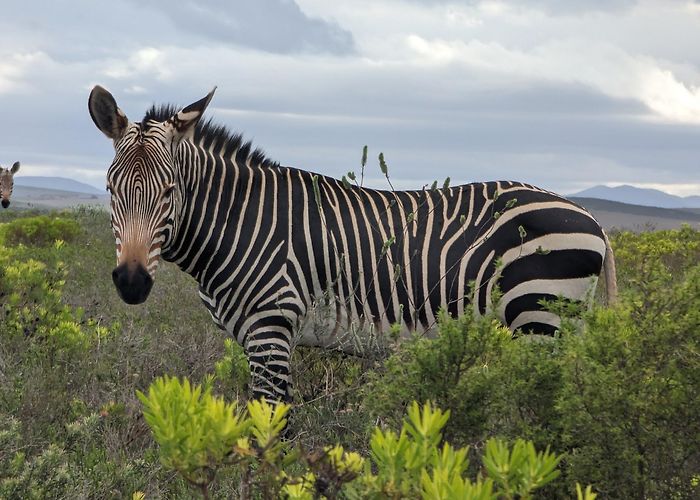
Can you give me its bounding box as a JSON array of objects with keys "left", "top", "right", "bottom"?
[{"left": 602, "top": 230, "right": 618, "bottom": 305}]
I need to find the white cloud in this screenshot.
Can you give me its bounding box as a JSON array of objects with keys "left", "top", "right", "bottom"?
[
  {"left": 299, "top": 0, "right": 700, "bottom": 124},
  {"left": 103, "top": 48, "right": 171, "bottom": 81},
  {"left": 405, "top": 35, "right": 700, "bottom": 123},
  {"left": 0, "top": 52, "right": 51, "bottom": 94},
  {"left": 641, "top": 68, "right": 700, "bottom": 122},
  {"left": 124, "top": 85, "right": 148, "bottom": 95}
]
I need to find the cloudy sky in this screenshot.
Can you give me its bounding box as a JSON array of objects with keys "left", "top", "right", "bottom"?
[{"left": 1, "top": 0, "right": 700, "bottom": 196}]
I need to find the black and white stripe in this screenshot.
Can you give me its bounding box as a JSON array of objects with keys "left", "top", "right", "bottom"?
[
  {"left": 0, "top": 161, "right": 20, "bottom": 209},
  {"left": 89, "top": 87, "right": 617, "bottom": 402}
]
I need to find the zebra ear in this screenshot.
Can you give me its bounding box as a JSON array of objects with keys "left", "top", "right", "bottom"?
[
  {"left": 169, "top": 87, "right": 216, "bottom": 140},
  {"left": 10, "top": 162, "right": 19, "bottom": 174},
  {"left": 88, "top": 85, "right": 129, "bottom": 142}
]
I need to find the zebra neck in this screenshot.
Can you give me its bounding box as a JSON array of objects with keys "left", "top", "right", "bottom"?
[{"left": 162, "top": 145, "right": 280, "bottom": 283}]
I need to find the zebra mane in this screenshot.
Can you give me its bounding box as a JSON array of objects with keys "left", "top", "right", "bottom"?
[{"left": 142, "top": 104, "right": 276, "bottom": 168}]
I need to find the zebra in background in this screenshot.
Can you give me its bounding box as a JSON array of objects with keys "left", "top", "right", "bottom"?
[
  {"left": 88, "top": 86, "right": 617, "bottom": 402},
  {"left": 0, "top": 162, "right": 20, "bottom": 208}
]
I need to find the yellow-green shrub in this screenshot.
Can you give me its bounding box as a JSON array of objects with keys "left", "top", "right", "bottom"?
[
  {"left": 139, "top": 376, "right": 580, "bottom": 499},
  {"left": 0, "top": 215, "right": 80, "bottom": 246},
  {"left": 0, "top": 237, "right": 111, "bottom": 353}
]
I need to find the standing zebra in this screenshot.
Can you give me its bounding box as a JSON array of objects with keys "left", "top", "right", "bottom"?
[
  {"left": 0, "top": 162, "right": 20, "bottom": 208},
  {"left": 88, "top": 86, "right": 616, "bottom": 402}
]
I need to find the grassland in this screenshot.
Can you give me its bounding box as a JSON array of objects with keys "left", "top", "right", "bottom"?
[{"left": 0, "top": 207, "right": 698, "bottom": 499}]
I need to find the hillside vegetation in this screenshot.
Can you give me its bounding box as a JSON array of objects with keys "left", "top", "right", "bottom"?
[{"left": 0, "top": 208, "right": 698, "bottom": 498}]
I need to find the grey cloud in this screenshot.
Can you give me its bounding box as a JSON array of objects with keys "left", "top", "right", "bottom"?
[
  {"left": 0, "top": 0, "right": 175, "bottom": 63},
  {"left": 511, "top": 0, "right": 636, "bottom": 14},
  {"left": 0, "top": 0, "right": 353, "bottom": 64},
  {"left": 199, "top": 82, "right": 699, "bottom": 193},
  {"left": 3, "top": 85, "right": 698, "bottom": 196},
  {"left": 0, "top": 0, "right": 698, "bottom": 196},
  {"left": 134, "top": 0, "right": 355, "bottom": 55},
  {"left": 404, "top": 0, "right": 637, "bottom": 14},
  {"left": 204, "top": 63, "right": 649, "bottom": 121},
  {"left": 2, "top": 51, "right": 696, "bottom": 196}
]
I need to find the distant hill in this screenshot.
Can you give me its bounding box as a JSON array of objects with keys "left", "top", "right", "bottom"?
[
  {"left": 570, "top": 185, "right": 700, "bottom": 209},
  {"left": 10, "top": 185, "right": 108, "bottom": 209},
  {"left": 15, "top": 176, "right": 104, "bottom": 196},
  {"left": 571, "top": 197, "right": 700, "bottom": 230}
]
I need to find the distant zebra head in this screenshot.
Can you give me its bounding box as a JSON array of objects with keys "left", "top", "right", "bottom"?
[
  {"left": 0, "top": 162, "right": 20, "bottom": 208},
  {"left": 88, "top": 86, "right": 215, "bottom": 305}
]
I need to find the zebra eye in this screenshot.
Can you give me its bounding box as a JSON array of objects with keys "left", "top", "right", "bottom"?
[
  {"left": 106, "top": 184, "right": 114, "bottom": 195},
  {"left": 163, "top": 184, "right": 176, "bottom": 197}
]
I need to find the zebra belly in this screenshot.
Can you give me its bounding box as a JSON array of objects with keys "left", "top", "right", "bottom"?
[
  {"left": 293, "top": 292, "right": 438, "bottom": 356},
  {"left": 294, "top": 298, "right": 380, "bottom": 355}
]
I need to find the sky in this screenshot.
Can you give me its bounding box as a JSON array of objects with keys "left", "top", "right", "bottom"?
[{"left": 1, "top": 0, "right": 699, "bottom": 196}]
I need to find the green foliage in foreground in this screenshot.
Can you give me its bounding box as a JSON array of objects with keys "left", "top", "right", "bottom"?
[
  {"left": 139, "top": 377, "right": 580, "bottom": 499},
  {"left": 0, "top": 210, "right": 253, "bottom": 499},
  {"left": 0, "top": 211, "right": 698, "bottom": 498}
]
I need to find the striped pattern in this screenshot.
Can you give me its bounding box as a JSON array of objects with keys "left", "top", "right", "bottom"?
[
  {"left": 181, "top": 172, "right": 607, "bottom": 346},
  {"left": 107, "top": 125, "right": 177, "bottom": 277},
  {"left": 0, "top": 162, "right": 20, "bottom": 208},
  {"left": 91, "top": 88, "right": 615, "bottom": 403}
]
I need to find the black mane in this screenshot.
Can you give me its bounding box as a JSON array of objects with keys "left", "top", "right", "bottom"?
[{"left": 142, "top": 104, "right": 276, "bottom": 168}]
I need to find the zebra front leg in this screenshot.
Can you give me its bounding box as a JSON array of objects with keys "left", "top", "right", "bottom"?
[{"left": 243, "top": 322, "right": 294, "bottom": 404}]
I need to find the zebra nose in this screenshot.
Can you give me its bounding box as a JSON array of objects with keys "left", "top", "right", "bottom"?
[
  {"left": 111, "top": 263, "right": 153, "bottom": 305},
  {"left": 1, "top": 200, "right": 9, "bottom": 208}
]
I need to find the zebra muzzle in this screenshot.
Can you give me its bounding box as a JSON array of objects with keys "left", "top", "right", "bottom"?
[
  {"left": 112, "top": 262, "right": 153, "bottom": 305},
  {"left": 1, "top": 199, "right": 9, "bottom": 208}
]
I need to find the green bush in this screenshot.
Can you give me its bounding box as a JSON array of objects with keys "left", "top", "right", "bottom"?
[
  {"left": 213, "top": 338, "right": 251, "bottom": 399},
  {"left": 0, "top": 217, "right": 147, "bottom": 499},
  {"left": 0, "top": 211, "right": 232, "bottom": 499},
  {"left": 362, "top": 227, "right": 700, "bottom": 498},
  {"left": 0, "top": 214, "right": 80, "bottom": 246},
  {"left": 364, "top": 311, "right": 512, "bottom": 445},
  {"left": 555, "top": 227, "right": 700, "bottom": 498},
  {"left": 139, "top": 376, "right": 581, "bottom": 499},
  {"left": 0, "top": 235, "right": 110, "bottom": 354},
  {"left": 1, "top": 211, "right": 698, "bottom": 498}
]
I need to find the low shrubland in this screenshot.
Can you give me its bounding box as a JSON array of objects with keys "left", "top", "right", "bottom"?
[
  {"left": 0, "top": 208, "right": 698, "bottom": 498},
  {"left": 138, "top": 379, "right": 573, "bottom": 499}
]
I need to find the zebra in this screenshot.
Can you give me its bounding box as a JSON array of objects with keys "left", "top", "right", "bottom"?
[
  {"left": 0, "top": 162, "right": 20, "bottom": 208},
  {"left": 88, "top": 86, "right": 617, "bottom": 403}
]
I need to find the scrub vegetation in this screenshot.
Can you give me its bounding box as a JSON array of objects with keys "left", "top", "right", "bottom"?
[{"left": 0, "top": 208, "right": 698, "bottom": 498}]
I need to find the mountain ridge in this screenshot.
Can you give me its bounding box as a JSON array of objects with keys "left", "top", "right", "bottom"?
[
  {"left": 569, "top": 184, "right": 700, "bottom": 209},
  {"left": 14, "top": 176, "right": 104, "bottom": 196}
]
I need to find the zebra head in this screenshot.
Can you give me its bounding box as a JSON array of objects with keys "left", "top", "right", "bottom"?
[
  {"left": 88, "top": 85, "right": 215, "bottom": 305},
  {"left": 0, "top": 162, "right": 20, "bottom": 208}
]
